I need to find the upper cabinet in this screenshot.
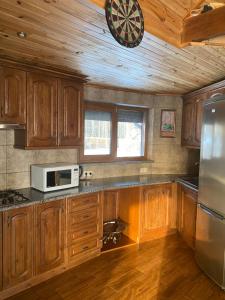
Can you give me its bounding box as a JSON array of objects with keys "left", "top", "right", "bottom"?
[
  {"left": 26, "top": 72, "right": 58, "bottom": 148},
  {"left": 182, "top": 82, "right": 225, "bottom": 149},
  {"left": 182, "top": 94, "right": 205, "bottom": 148},
  {"left": 0, "top": 67, "right": 26, "bottom": 124},
  {"left": 13, "top": 70, "right": 84, "bottom": 149},
  {"left": 58, "top": 80, "right": 83, "bottom": 147}
]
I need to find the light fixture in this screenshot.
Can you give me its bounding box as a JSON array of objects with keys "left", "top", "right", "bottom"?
[{"left": 17, "top": 31, "right": 27, "bottom": 39}]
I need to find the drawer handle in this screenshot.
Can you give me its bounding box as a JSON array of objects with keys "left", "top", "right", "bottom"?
[
  {"left": 83, "top": 246, "right": 89, "bottom": 251},
  {"left": 83, "top": 231, "right": 89, "bottom": 234}
]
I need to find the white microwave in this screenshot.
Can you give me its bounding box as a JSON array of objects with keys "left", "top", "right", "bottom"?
[{"left": 31, "top": 163, "right": 79, "bottom": 192}]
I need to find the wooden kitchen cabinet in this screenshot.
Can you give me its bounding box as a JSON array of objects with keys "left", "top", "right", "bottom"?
[
  {"left": 182, "top": 94, "right": 205, "bottom": 148},
  {"left": 14, "top": 71, "right": 84, "bottom": 149},
  {"left": 103, "top": 190, "right": 119, "bottom": 222},
  {"left": 58, "top": 79, "right": 83, "bottom": 147},
  {"left": 67, "top": 193, "right": 102, "bottom": 263},
  {"left": 2, "top": 206, "right": 33, "bottom": 288},
  {"left": 34, "top": 199, "right": 65, "bottom": 274},
  {"left": 177, "top": 184, "right": 198, "bottom": 249},
  {"left": 26, "top": 72, "right": 58, "bottom": 148},
  {"left": 0, "top": 67, "right": 26, "bottom": 124},
  {"left": 140, "top": 184, "right": 177, "bottom": 242}
]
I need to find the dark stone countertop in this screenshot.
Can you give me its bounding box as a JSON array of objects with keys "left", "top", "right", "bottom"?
[{"left": 0, "top": 174, "right": 198, "bottom": 211}]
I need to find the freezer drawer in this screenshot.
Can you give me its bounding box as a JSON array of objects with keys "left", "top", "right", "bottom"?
[{"left": 196, "top": 203, "right": 225, "bottom": 289}]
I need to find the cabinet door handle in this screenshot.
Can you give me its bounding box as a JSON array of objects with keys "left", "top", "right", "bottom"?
[
  {"left": 210, "top": 93, "right": 223, "bottom": 98},
  {"left": 82, "top": 246, "right": 89, "bottom": 251}
]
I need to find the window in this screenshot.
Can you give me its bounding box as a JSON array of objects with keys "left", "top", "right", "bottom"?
[{"left": 81, "top": 102, "right": 147, "bottom": 162}]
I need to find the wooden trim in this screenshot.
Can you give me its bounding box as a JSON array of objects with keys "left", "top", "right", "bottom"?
[
  {"left": 0, "top": 57, "right": 87, "bottom": 83},
  {"left": 79, "top": 102, "right": 148, "bottom": 163},
  {"left": 183, "top": 79, "right": 225, "bottom": 99},
  {"left": 85, "top": 83, "right": 183, "bottom": 97},
  {"left": 182, "top": 6, "right": 225, "bottom": 44}
]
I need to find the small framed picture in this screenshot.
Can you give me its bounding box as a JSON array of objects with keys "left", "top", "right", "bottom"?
[{"left": 160, "top": 109, "right": 176, "bottom": 138}]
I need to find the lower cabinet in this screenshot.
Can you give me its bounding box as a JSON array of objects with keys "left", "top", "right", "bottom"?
[
  {"left": 140, "top": 184, "right": 177, "bottom": 241},
  {"left": 67, "top": 193, "right": 102, "bottom": 263},
  {"left": 177, "top": 184, "right": 198, "bottom": 249},
  {"left": 34, "top": 200, "right": 65, "bottom": 274},
  {"left": 3, "top": 206, "right": 33, "bottom": 289}
]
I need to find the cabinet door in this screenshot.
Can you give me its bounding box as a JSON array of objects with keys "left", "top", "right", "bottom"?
[
  {"left": 35, "top": 200, "right": 65, "bottom": 274},
  {"left": 58, "top": 80, "right": 83, "bottom": 146},
  {"left": 0, "top": 67, "right": 26, "bottom": 124},
  {"left": 177, "top": 185, "right": 197, "bottom": 249},
  {"left": 193, "top": 96, "right": 204, "bottom": 147},
  {"left": 182, "top": 98, "right": 195, "bottom": 146},
  {"left": 140, "top": 184, "right": 176, "bottom": 241},
  {"left": 27, "top": 72, "right": 58, "bottom": 148},
  {"left": 3, "top": 206, "right": 33, "bottom": 288}
]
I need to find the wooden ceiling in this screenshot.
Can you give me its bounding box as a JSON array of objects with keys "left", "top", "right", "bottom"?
[{"left": 0, "top": 0, "right": 225, "bottom": 94}]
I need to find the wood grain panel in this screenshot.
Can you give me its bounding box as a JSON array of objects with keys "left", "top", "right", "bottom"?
[
  {"left": 34, "top": 200, "right": 65, "bottom": 275},
  {"left": 3, "top": 206, "right": 33, "bottom": 289},
  {"left": 177, "top": 184, "right": 198, "bottom": 249},
  {"left": 103, "top": 190, "right": 119, "bottom": 222},
  {"left": 140, "top": 184, "right": 177, "bottom": 241},
  {"left": 58, "top": 79, "right": 83, "bottom": 147},
  {"left": 0, "top": 67, "right": 26, "bottom": 124},
  {"left": 27, "top": 72, "right": 58, "bottom": 148}
]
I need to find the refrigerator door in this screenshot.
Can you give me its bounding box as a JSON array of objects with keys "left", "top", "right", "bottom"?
[
  {"left": 196, "top": 203, "right": 225, "bottom": 288},
  {"left": 199, "top": 97, "right": 225, "bottom": 215}
]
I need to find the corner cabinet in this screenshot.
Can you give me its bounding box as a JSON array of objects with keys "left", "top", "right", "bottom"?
[
  {"left": 34, "top": 200, "right": 65, "bottom": 274},
  {"left": 2, "top": 206, "right": 33, "bottom": 289},
  {"left": 0, "top": 67, "right": 26, "bottom": 124},
  {"left": 14, "top": 71, "right": 84, "bottom": 149},
  {"left": 140, "top": 184, "right": 177, "bottom": 242},
  {"left": 177, "top": 184, "right": 197, "bottom": 249}
]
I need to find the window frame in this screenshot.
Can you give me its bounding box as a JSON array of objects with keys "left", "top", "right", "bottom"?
[{"left": 79, "top": 101, "right": 148, "bottom": 163}]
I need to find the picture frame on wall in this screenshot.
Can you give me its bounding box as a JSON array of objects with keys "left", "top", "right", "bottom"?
[{"left": 160, "top": 109, "right": 176, "bottom": 138}]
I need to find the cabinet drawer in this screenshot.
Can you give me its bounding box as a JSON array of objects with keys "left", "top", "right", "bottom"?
[
  {"left": 68, "top": 194, "right": 99, "bottom": 212},
  {"left": 69, "top": 207, "right": 98, "bottom": 227},
  {"left": 68, "top": 238, "right": 98, "bottom": 260},
  {"left": 68, "top": 223, "right": 98, "bottom": 244}
]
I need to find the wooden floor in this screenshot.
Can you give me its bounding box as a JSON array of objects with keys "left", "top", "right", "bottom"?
[{"left": 7, "top": 234, "right": 225, "bottom": 300}]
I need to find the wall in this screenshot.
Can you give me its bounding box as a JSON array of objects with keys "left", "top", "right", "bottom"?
[
  {"left": 81, "top": 86, "right": 199, "bottom": 178},
  {"left": 0, "top": 86, "right": 199, "bottom": 190}
]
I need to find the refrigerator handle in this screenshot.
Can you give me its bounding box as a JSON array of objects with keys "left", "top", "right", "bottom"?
[{"left": 198, "top": 203, "right": 225, "bottom": 221}]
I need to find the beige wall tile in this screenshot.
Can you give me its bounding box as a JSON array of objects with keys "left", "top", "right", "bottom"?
[
  {"left": 0, "top": 131, "right": 6, "bottom": 146},
  {"left": 0, "top": 174, "right": 6, "bottom": 189},
  {"left": 7, "top": 172, "right": 30, "bottom": 189}
]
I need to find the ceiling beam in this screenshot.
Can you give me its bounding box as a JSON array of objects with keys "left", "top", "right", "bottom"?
[{"left": 182, "top": 6, "right": 225, "bottom": 44}]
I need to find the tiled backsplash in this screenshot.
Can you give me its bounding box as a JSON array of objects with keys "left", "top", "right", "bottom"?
[
  {"left": 0, "top": 86, "right": 200, "bottom": 190},
  {"left": 0, "top": 130, "right": 78, "bottom": 190}
]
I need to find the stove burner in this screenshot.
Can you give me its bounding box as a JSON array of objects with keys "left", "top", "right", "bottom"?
[{"left": 0, "top": 190, "right": 30, "bottom": 207}]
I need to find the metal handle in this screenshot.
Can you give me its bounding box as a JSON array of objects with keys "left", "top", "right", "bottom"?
[
  {"left": 210, "top": 93, "right": 223, "bottom": 99},
  {"left": 198, "top": 203, "right": 225, "bottom": 221},
  {"left": 83, "top": 246, "right": 89, "bottom": 251}
]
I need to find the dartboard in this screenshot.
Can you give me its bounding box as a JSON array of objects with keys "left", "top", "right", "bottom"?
[{"left": 105, "top": 0, "right": 144, "bottom": 48}]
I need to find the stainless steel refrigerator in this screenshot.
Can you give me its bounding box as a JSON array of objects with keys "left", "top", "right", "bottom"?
[{"left": 196, "top": 95, "right": 225, "bottom": 289}]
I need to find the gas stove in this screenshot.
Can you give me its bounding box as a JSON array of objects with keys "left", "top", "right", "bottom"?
[{"left": 0, "top": 190, "right": 31, "bottom": 207}]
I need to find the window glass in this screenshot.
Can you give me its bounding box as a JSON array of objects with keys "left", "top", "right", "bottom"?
[
  {"left": 84, "top": 110, "right": 112, "bottom": 155},
  {"left": 117, "top": 110, "right": 145, "bottom": 157}
]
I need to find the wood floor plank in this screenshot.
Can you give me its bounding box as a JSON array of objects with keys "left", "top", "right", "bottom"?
[{"left": 6, "top": 235, "right": 225, "bottom": 300}]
